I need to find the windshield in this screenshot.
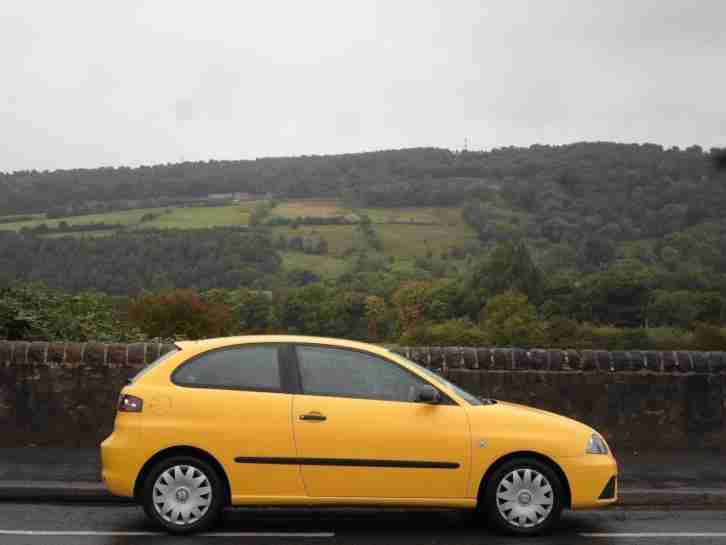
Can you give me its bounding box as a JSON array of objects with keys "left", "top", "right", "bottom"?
[{"left": 400, "top": 357, "right": 483, "bottom": 406}]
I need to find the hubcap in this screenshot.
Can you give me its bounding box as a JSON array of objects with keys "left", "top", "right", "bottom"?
[
  {"left": 153, "top": 465, "right": 212, "bottom": 526},
  {"left": 496, "top": 468, "right": 554, "bottom": 528}
]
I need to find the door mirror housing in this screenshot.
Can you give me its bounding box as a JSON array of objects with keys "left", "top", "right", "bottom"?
[{"left": 417, "top": 384, "right": 440, "bottom": 404}]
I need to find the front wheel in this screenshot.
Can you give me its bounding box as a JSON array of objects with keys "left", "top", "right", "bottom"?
[
  {"left": 482, "top": 457, "right": 564, "bottom": 536},
  {"left": 142, "top": 456, "right": 224, "bottom": 534}
]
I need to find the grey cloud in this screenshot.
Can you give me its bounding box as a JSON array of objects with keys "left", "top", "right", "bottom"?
[{"left": 1, "top": 0, "right": 724, "bottom": 171}]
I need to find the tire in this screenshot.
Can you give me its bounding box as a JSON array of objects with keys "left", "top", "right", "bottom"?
[
  {"left": 141, "top": 456, "right": 224, "bottom": 535},
  {"left": 482, "top": 457, "right": 564, "bottom": 536}
]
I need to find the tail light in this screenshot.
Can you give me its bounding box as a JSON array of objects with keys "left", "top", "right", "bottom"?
[{"left": 118, "top": 394, "right": 143, "bottom": 413}]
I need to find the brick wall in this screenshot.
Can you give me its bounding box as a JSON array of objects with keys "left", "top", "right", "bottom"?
[{"left": 1, "top": 341, "right": 725, "bottom": 452}]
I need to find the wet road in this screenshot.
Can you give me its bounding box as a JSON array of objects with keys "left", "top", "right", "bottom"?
[{"left": 1, "top": 503, "right": 726, "bottom": 544}]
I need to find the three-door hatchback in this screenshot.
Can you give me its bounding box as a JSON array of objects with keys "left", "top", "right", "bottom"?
[{"left": 101, "top": 335, "right": 617, "bottom": 536}]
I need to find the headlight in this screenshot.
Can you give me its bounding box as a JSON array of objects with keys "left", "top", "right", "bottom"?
[{"left": 585, "top": 433, "right": 609, "bottom": 455}]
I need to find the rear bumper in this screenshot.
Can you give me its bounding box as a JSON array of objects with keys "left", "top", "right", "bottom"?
[
  {"left": 560, "top": 454, "right": 618, "bottom": 509},
  {"left": 100, "top": 415, "right": 145, "bottom": 499}
]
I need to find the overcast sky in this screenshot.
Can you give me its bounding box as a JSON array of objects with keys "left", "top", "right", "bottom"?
[{"left": 2, "top": 0, "right": 725, "bottom": 171}]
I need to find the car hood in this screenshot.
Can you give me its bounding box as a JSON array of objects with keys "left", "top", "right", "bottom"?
[{"left": 466, "top": 400, "right": 596, "bottom": 458}]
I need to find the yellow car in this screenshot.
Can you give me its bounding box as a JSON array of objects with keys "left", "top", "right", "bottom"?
[{"left": 101, "top": 335, "right": 617, "bottom": 536}]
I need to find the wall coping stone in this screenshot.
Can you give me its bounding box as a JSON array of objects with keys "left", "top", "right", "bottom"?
[{"left": 1, "top": 341, "right": 725, "bottom": 374}]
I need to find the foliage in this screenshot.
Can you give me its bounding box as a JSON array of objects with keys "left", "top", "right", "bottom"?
[
  {"left": 690, "top": 323, "right": 726, "bottom": 351},
  {"left": 2, "top": 144, "right": 726, "bottom": 348},
  {"left": 391, "top": 281, "right": 434, "bottom": 333},
  {"left": 480, "top": 291, "right": 546, "bottom": 347},
  {"left": 647, "top": 290, "right": 723, "bottom": 328},
  {"left": 202, "top": 289, "right": 274, "bottom": 333},
  {"left": 249, "top": 200, "right": 277, "bottom": 226},
  {"left": 471, "top": 240, "right": 544, "bottom": 302},
  {"left": 0, "top": 283, "right": 142, "bottom": 341},
  {"left": 127, "top": 290, "right": 235, "bottom": 340},
  {"left": 398, "top": 319, "right": 488, "bottom": 347},
  {"left": 0, "top": 228, "right": 281, "bottom": 295}
]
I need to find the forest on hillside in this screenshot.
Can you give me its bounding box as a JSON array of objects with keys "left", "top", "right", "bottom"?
[
  {"left": 1, "top": 143, "right": 725, "bottom": 349},
  {"left": 2, "top": 143, "right": 724, "bottom": 216}
]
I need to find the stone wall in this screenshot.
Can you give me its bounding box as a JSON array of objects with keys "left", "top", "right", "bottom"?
[{"left": 1, "top": 341, "right": 725, "bottom": 453}]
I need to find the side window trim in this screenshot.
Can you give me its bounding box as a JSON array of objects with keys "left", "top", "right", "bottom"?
[
  {"left": 279, "top": 343, "right": 301, "bottom": 394},
  {"left": 291, "top": 343, "right": 457, "bottom": 405},
  {"left": 171, "top": 343, "right": 291, "bottom": 394}
]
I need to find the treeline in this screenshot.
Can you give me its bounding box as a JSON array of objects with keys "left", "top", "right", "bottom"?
[
  {"left": 2, "top": 240, "right": 726, "bottom": 350},
  {"left": 0, "top": 228, "right": 281, "bottom": 295},
  {"left": 19, "top": 222, "right": 120, "bottom": 234},
  {"left": 2, "top": 143, "right": 724, "bottom": 215}
]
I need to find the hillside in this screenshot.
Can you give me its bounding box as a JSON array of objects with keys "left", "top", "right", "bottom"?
[
  {"left": 2, "top": 142, "right": 725, "bottom": 284},
  {"left": 2, "top": 143, "right": 726, "bottom": 350},
  {"left": 2, "top": 143, "right": 723, "bottom": 216}
]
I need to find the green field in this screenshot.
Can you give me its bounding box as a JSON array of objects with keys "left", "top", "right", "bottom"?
[
  {"left": 0, "top": 199, "right": 480, "bottom": 271},
  {"left": 131, "top": 206, "right": 251, "bottom": 230},
  {"left": 376, "top": 223, "right": 477, "bottom": 258},
  {"left": 271, "top": 225, "right": 361, "bottom": 256},
  {"left": 272, "top": 199, "right": 348, "bottom": 219},
  {"left": 361, "top": 206, "right": 463, "bottom": 225},
  {"left": 39, "top": 230, "right": 116, "bottom": 239},
  {"left": 280, "top": 252, "right": 349, "bottom": 278},
  {"left": 0, "top": 205, "right": 252, "bottom": 232}
]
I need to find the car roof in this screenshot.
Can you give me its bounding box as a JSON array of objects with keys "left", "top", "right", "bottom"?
[{"left": 175, "top": 335, "right": 394, "bottom": 358}]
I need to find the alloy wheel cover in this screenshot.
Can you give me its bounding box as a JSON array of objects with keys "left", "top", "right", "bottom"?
[
  {"left": 153, "top": 464, "right": 213, "bottom": 526},
  {"left": 496, "top": 468, "right": 554, "bottom": 528}
]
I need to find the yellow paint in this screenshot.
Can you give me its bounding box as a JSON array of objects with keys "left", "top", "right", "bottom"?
[{"left": 101, "top": 335, "right": 617, "bottom": 510}]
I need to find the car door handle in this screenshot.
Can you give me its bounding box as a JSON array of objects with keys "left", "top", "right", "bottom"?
[{"left": 299, "top": 412, "right": 327, "bottom": 422}]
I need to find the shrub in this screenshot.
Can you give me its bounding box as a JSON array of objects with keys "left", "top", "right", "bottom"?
[
  {"left": 127, "top": 289, "right": 235, "bottom": 340},
  {"left": 480, "top": 291, "right": 545, "bottom": 347},
  {"left": 690, "top": 323, "right": 726, "bottom": 351},
  {"left": 399, "top": 319, "right": 488, "bottom": 346}
]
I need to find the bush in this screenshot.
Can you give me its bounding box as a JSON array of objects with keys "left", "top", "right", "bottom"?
[
  {"left": 690, "top": 323, "right": 726, "bottom": 351},
  {"left": 399, "top": 319, "right": 488, "bottom": 346},
  {"left": 480, "top": 291, "right": 545, "bottom": 347},
  {"left": 576, "top": 324, "right": 654, "bottom": 350},
  {"left": 127, "top": 289, "right": 235, "bottom": 340},
  {"left": 646, "top": 326, "right": 692, "bottom": 350}
]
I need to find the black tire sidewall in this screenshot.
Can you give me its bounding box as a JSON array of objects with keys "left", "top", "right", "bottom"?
[
  {"left": 142, "top": 456, "right": 224, "bottom": 534},
  {"left": 484, "top": 457, "right": 564, "bottom": 536}
]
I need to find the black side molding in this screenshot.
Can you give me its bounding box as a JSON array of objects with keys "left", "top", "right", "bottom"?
[{"left": 234, "top": 457, "right": 459, "bottom": 469}]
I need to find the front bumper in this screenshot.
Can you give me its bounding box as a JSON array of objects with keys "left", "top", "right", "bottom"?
[{"left": 560, "top": 453, "right": 618, "bottom": 509}]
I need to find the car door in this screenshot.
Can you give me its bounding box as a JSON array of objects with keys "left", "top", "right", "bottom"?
[
  {"left": 291, "top": 344, "right": 470, "bottom": 500},
  {"left": 167, "top": 343, "right": 306, "bottom": 500}
]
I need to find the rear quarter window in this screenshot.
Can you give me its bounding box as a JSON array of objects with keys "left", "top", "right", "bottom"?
[
  {"left": 172, "top": 345, "right": 281, "bottom": 392},
  {"left": 130, "top": 348, "right": 180, "bottom": 384}
]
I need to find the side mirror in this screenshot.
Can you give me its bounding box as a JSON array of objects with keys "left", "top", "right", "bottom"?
[{"left": 417, "top": 385, "right": 440, "bottom": 404}]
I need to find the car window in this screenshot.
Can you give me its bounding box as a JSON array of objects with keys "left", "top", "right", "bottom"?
[
  {"left": 400, "top": 357, "right": 484, "bottom": 406},
  {"left": 296, "top": 345, "right": 429, "bottom": 402},
  {"left": 130, "top": 348, "right": 179, "bottom": 384},
  {"left": 173, "top": 345, "right": 281, "bottom": 392}
]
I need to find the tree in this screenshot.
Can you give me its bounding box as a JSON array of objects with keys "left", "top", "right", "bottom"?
[
  {"left": 480, "top": 291, "right": 545, "bottom": 347},
  {"left": 127, "top": 289, "right": 234, "bottom": 339},
  {"left": 391, "top": 281, "right": 432, "bottom": 334},
  {"left": 364, "top": 295, "right": 387, "bottom": 340},
  {"left": 579, "top": 237, "right": 615, "bottom": 270},
  {"left": 471, "top": 240, "right": 544, "bottom": 303},
  {"left": 579, "top": 261, "right": 653, "bottom": 326}
]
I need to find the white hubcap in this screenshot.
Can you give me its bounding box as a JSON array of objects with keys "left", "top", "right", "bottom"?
[
  {"left": 496, "top": 468, "right": 554, "bottom": 528},
  {"left": 153, "top": 465, "right": 212, "bottom": 526}
]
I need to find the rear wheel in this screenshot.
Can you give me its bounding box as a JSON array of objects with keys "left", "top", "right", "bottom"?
[
  {"left": 142, "top": 456, "right": 224, "bottom": 534},
  {"left": 482, "top": 457, "right": 564, "bottom": 536}
]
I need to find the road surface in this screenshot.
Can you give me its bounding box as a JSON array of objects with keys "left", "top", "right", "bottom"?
[{"left": 1, "top": 503, "right": 726, "bottom": 544}]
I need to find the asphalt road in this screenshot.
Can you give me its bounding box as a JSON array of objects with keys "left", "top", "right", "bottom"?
[{"left": 1, "top": 504, "right": 726, "bottom": 544}]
